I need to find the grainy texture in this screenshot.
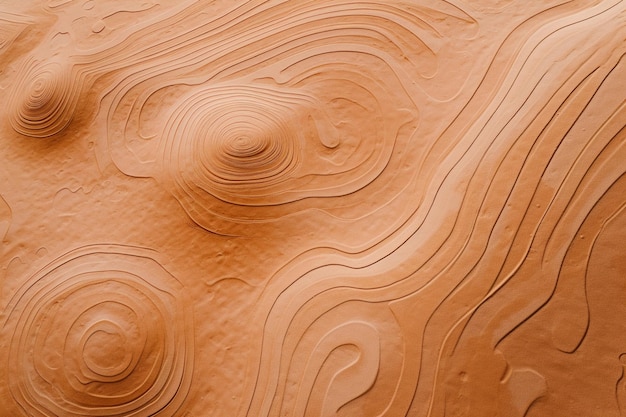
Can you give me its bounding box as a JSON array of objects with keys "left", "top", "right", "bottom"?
[{"left": 0, "top": 1, "right": 624, "bottom": 416}]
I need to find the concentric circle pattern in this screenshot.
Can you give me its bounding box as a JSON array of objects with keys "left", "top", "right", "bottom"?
[
  {"left": 162, "top": 85, "right": 302, "bottom": 204},
  {"left": 2, "top": 246, "right": 193, "bottom": 417},
  {"left": 8, "top": 57, "right": 79, "bottom": 138},
  {"left": 101, "top": 1, "right": 426, "bottom": 231},
  {"left": 157, "top": 80, "right": 406, "bottom": 229},
  {"left": 1, "top": 1, "right": 626, "bottom": 416}
]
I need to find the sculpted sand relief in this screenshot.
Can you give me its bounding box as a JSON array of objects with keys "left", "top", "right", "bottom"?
[{"left": 0, "top": 1, "right": 625, "bottom": 416}]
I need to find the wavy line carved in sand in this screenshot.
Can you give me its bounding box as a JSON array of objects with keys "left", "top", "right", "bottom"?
[{"left": 0, "top": 1, "right": 625, "bottom": 416}]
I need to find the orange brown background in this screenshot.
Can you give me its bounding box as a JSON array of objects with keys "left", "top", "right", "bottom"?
[{"left": 0, "top": 1, "right": 625, "bottom": 416}]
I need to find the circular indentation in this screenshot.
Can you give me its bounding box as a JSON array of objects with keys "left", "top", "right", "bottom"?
[
  {"left": 8, "top": 58, "right": 80, "bottom": 138},
  {"left": 2, "top": 245, "right": 193, "bottom": 417},
  {"left": 81, "top": 320, "right": 132, "bottom": 378}
]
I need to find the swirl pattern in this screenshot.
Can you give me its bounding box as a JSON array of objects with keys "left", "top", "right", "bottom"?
[
  {"left": 98, "top": 1, "right": 436, "bottom": 231},
  {"left": 7, "top": 57, "right": 81, "bottom": 138},
  {"left": 1, "top": 245, "right": 193, "bottom": 417},
  {"left": 0, "top": 1, "right": 625, "bottom": 416},
  {"left": 161, "top": 85, "right": 301, "bottom": 205},
  {"left": 157, "top": 80, "right": 412, "bottom": 229}
]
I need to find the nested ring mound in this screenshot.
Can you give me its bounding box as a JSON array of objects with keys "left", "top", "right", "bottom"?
[
  {"left": 161, "top": 85, "right": 306, "bottom": 208},
  {"left": 1, "top": 245, "right": 193, "bottom": 417},
  {"left": 8, "top": 57, "right": 79, "bottom": 138}
]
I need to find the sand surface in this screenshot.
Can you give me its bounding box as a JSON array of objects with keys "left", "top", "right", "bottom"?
[{"left": 0, "top": 1, "right": 625, "bottom": 416}]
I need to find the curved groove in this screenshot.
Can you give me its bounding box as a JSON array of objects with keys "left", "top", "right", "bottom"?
[
  {"left": 0, "top": 1, "right": 624, "bottom": 417},
  {"left": 240, "top": 2, "right": 626, "bottom": 416},
  {"left": 1, "top": 245, "right": 194, "bottom": 417},
  {"left": 7, "top": 57, "right": 82, "bottom": 138}
]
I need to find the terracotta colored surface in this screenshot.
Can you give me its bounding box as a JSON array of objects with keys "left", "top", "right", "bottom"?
[{"left": 0, "top": 1, "right": 625, "bottom": 416}]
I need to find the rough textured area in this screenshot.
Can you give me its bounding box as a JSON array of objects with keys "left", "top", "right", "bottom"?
[{"left": 0, "top": 1, "right": 625, "bottom": 416}]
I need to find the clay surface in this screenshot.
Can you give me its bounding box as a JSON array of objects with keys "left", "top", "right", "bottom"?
[{"left": 0, "top": 1, "right": 625, "bottom": 416}]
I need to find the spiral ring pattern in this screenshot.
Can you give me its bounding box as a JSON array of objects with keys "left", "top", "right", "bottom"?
[
  {"left": 8, "top": 58, "right": 79, "bottom": 138},
  {"left": 2, "top": 246, "right": 193, "bottom": 417},
  {"left": 2, "top": 0, "right": 625, "bottom": 416},
  {"left": 162, "top": 85, "right": 301, "bottom": 204}
]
